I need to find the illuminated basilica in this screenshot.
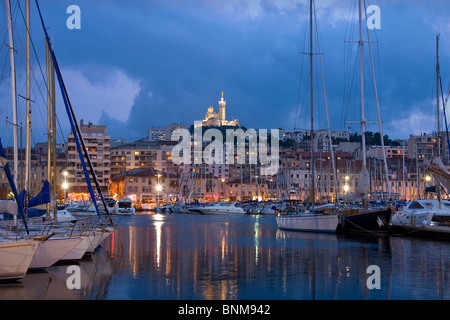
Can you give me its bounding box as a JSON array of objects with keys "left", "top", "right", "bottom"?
[{"left": 196, "top": 92, "right": 240, "bottom": 128}]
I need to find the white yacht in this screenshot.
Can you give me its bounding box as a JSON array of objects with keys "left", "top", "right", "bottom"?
[
  {"left": 190, "top": 202, "right": 245, "bottom": 215},
  {"left": 115, "top": 196, "right": 136, "bottom": 215},
  {"left": 391, "top": 199, "right": 450, "bottom": 227}
]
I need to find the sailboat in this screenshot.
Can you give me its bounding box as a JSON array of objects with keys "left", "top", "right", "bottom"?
[
  {"left": 276, "top": 0, "right": 339, "bottom": 233},
  {"left": 335, "top": 0, "right": 393, "bottom": 234}
]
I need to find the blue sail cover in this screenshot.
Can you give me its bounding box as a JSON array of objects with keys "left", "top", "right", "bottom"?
[
  {"left": 28, "top": 180, "right": 50, "bottom": 207},
  {"left": 10, "top": 181, "right": 51, "bottom": 220},
  {"left": 0, "top": 139, "right": 29, "bottom": 233}
]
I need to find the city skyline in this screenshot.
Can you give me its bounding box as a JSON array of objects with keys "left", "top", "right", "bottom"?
[{"left": 0, "top": 0, "right": 449, "bottom": 146}]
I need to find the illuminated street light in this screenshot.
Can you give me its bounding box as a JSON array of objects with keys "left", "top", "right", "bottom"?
[
  {"left": 156, "top": 174, "right": 163, "bottom": 208},
  {"left": 62, "top": 171, "right": 69, "bottom": 203}
]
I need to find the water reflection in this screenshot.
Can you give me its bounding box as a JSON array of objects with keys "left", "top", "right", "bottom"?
[
  {"left": 101, "top": 213, "right": 450, "bottom": 300},
  {"left": 3, "top": 213, "right": 450, "bottom": 300},
  {"left": 0, "top": 246, "right": 112, "bottom": 300}
]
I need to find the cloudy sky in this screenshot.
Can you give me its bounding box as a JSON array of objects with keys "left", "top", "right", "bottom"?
[{"left": 0, "top": 0, "right": 449, "bottom": 145}]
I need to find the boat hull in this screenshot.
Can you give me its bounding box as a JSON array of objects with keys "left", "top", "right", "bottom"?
[
  {"left": 338, "top": 207, "right": 393, "bottom": 233},
  {"left": 276, "top": 214, "right": 339, "bottom": 233},
  {"left": 85, "top": 226, "right": 115, "bottom": 254},
  {"left": 197, "top": 209, "right": 244, "bottom": 215},
  {"left": 115, "top": 208, "right": 135, "bottom": 215},
  {"left": 193, "top": 204, "right": 245, "bottom": 215},
  {"left": 0, "top": 239, "right": 39, "bottom": 281},
  {"left": 60, "top": 236, "right": 90, "bottom": 261},
  {"left": 29, "top": 236, "right": 84, "bottom": 269}
]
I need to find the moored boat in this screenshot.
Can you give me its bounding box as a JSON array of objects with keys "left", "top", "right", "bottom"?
[
  {"left": 114, "top": 196, "right": 135, "bottom": 215},
  {"left": 190, "top": 202, "right": 245, "bottom": 215},
  {"left": 0, "top": 238, "right": 39, "bottom": 282},
  {"left": 337, "top": 206, "right": 393, "bottom": 234}
]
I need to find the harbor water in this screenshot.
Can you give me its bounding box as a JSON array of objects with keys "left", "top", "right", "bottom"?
[{"left": 1, "top": 212, "right": 450, "bottom": 300}]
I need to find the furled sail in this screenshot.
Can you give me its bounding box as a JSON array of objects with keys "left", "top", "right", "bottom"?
[
  {"left": 356, "top": 167, "right": 370, "bottom": 196},
  {"left": 28, "top": 180, "right": 51, "bottom": 208},
  {"left": 339, "top": 167, "right": 370, "bottom": 202}
]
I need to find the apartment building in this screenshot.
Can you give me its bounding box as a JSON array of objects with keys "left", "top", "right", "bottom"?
[
  {"left": 110, "top": 140, "right": 178, "bottom": 175},
  {"left": 66, "top": 120, "right": 110, "bottom": 196}
]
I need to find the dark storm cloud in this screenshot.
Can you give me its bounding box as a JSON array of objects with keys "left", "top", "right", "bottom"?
[{"left": 18, "top": 0, "right": 450, "bottom": 141}]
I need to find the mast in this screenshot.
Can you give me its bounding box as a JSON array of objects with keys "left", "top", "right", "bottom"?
[
  {"left": 25, "top": 0, "right": 31, "bottom": 196},
  {"left": 5, "top": 0, "right": 18, "bottom": 187},
  {"left": 437, "top": 34, "right": 441, "bottom": 158},
  {"left": 46, "top": 41, "right": 51, "bottom": 217},
  {"left": 364, "top": 1, "right": 391, "bottom": 198},
  {"left": 436, "top": 34, "right": 441, "bottom": 208},
  {"left": 51, "top": 45, "right": 57, "bottom": 219},
  {"left": 359, "top": 0, "right": 367, "bottom": 169},
  {"left": 309, "top": 0, "right": 315, "bottom": 206}
]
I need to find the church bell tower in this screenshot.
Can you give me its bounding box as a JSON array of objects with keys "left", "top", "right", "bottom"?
[{"left": 219, "top": 91, "right": 226, "bottom": 125}]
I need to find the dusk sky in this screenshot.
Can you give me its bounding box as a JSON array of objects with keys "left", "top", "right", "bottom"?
[{"left": 1, "top": 0, "right": 449, "bottom": 145}]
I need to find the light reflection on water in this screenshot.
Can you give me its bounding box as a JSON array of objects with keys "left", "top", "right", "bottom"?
[{"left": 2, "top": 212, "right": 450, "bottom": 300}]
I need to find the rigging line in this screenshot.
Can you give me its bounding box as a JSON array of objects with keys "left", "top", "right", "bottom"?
[
  {"left": 8, "top": 3, "right": 67, "bottom": 162},
  {"left": 343, "top": 48, "right": 360, "bottom": 131},
  {"left": 9, "top": 16, "right": 52, "bottom": 144},
  {"left": 13, "top": 0, "right": 57, "bottom": 115},
  {"left": 313, "top": 5, "right": 339, "bottom": 203},
  {"left": 342, "top": 6, "right": 358, "bottom": 131},
  {"left": 294, "top": 6, "right": 310, "bottom": 131},
  {"left": 35, "top": 0, "right": 111, "bottom": 221},
  {"left": 0, "top": 30, "right": 11, "bottom": 85}
]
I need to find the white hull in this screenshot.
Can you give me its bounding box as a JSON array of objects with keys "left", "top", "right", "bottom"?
[
  {"left": 86, "top": 226, "right": 115, "bottom": 254},
  {"left": 391, "top": 211, "right": 433, "bottom": 227},
  {"left": 276, "top": 214, "right": 339, "bottom": 233},
  {"left": 29, "top": 236, "right": 83, "bottom": 269},
  {"left": 115, "top": 207, "right": 135, "bottom": 215},
  {"left": 70, "top": 210, "right": 96, "bottom": 217},
  {"left": 193, "top": 204, "right": 245, "bottom": 215},
  {"left": 197, "top": 208, "right": 244, "bottom": 214},
  {"left": 0, "top": 239, "right": 39, "bottom": 281},
  {"left": 60, "top": 236, "right": 90, "bottom": 261},
  {"left": 392, "top": 199, "right": 450, "bottom": 227}
]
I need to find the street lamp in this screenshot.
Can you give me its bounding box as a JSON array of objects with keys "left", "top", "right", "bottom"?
[
  {"left": 156, "top": 173, "right": 162, "bottom": 208},
  {"left": 221, "top": 178, "right": 225, "bottom": 202},
  {"left": 156, "top": 184, "right": 162, "bottom": 208},
  {"left": 62, "top": 171, "right": 68, "bottom": 203}
]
